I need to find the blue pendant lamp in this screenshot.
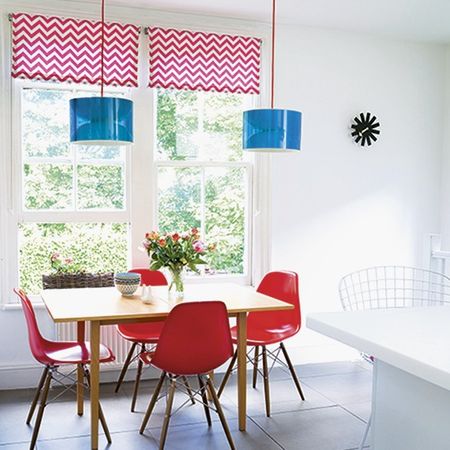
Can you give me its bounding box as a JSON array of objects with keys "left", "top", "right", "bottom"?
[
  {"left": 243, "top": 0, "right": 301, "bottom": 152},
  {"left": 70, "top": 0, "right": 133, "bottom": 146}
]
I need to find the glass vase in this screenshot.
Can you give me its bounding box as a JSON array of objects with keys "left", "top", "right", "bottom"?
[{"left": 167, "top": 267, "right": 185, "bottom": 298}]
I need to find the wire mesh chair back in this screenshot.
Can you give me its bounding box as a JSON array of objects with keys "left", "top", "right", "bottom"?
[{"left": 339, "top": 266, "right": 450, "bottom": 311}]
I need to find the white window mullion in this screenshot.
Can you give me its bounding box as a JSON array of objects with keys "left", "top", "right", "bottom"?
[
  {"left": 72, "top": 145, "right": 78, "bottom": 211},
  {"left": 200, "top": 166, "right": 206, "bottom": 239}
]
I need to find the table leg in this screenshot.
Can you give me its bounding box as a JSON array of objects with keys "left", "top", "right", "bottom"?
[
  {"left": 77, "top": 321, "right": 85, "bottom": 416},
  {"left": 90, "top": 321, "right": 100, "bottom": 450},
  {"left": 237, "top": 312, "right": 247, "bottom": 431}
]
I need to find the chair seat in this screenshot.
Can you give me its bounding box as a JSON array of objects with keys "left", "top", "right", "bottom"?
[
  {"left": 117, "top": 322, "right": 164, "bottom": 344},
  {"left": 39, "top": 340, "right": 115, "bottom": 366},
  {"left": 230, "top": 324, "right": 297, "bottom": 346}
]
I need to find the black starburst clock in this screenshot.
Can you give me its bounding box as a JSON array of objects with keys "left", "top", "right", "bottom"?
[{"left": 350, "top": 112, "right": 380, "bottom": 147}]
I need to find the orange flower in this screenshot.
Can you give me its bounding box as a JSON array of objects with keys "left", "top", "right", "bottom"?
[
  {"left": 172, "top": 233, "right": 180, "bottom": 242},
  {"left": 158, "top": 238, "right": 166, "bottom": 247},
  {"left": 191, "top": 227, "right": 199, "bottom": 235},
  {"left": 208, "top": 243, "right": 217, "bottom": 251},
  {"left": 146, "top": 231, "right": 159, "bottom": 240}
]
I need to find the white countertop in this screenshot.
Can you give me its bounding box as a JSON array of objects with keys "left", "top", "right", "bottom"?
[{"left": 307, "top": 307, "right": 450, "bottom": 391}]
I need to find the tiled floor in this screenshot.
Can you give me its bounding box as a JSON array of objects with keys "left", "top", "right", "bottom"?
[{"left": 0, "top": 361, "right": 372, "bottom": 449}]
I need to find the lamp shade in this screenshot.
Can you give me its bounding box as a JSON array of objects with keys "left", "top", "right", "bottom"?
[
  {"left": 243, "top": 108, "right": 301, "bottom": 152},
  {"left": 70, "top": 97, "right": 133, "bottom": 145}
]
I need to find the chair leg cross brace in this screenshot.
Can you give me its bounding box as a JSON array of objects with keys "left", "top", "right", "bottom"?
[
  {"left": 140, "top": 373, "right": 235, "bottom": 450},
  {"left": 26, "top": 365, "right": 112, "bottom": 450},
  {"left": 218, "top": 343, "right": 306, "bottom": 416}
]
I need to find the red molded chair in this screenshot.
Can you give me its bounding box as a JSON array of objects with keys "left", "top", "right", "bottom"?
[
  {"left": 115, "top": 268, "right": 168, "bottom": 411},
  {"left": 14, "top": 288, "right": 115, "bottom": 450},
  {"left": 218, "top": 271, "right": 305, "bottom": 416},
  {"left": 139, "top": 301, "right": 235, "bottom": 450}
]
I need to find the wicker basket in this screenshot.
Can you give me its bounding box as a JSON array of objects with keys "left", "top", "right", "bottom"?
[{"left": 42, "top": 272, "right": 115, "bottom": 290}]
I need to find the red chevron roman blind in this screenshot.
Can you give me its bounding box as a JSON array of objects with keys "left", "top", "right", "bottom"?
[
  {"left": 148, "top": 27, "right": 261, "bottom": 94},
  {"left": 11, "top": 13, "right": 139, "bottom": 87}
]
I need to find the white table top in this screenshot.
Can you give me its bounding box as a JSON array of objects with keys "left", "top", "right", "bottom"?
[{"left": 307, "top": 307, "right": 450, "bottom": 391}]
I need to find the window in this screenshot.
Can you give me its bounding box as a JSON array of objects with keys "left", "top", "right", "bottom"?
[
  {"left": 154, "top": 89, "right": 253, "bottom": 278},
  {"left": 16, "top": 82, "right": 130, "bottom": 295}
]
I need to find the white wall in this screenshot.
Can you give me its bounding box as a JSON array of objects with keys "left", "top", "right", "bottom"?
[
  {"left": 270, "top": 25, "right": 446, "bottom": 362},
  {"left": 0, "top": 3, "right": 447, "bottom": 386}
]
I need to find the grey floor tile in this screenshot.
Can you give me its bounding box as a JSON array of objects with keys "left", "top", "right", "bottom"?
[
  {"left": 341, "top": 401, "right": 371, "bottom": 422},
  {"left": 252, "top": 406, "right": 367, "bottom": 450},
  {"left": 147, "top": 417, "right": 282, "bottom": 450},
  {"left": 0, "top": 402, "right": 36, "bottom": 445},
  {"left": 299, "top": 361, "right": 370, "bottom": 378},
  {"left": 0, "top": 443, "right": 33, "bottom": 450},
  {"left": 36, "top": 430, "right": 159, "bottom": 450},
  {"left": 220, "top": 376, "right": 335, "bottom": 417},
  {"left": 0, "top": 361, "right": 374, "bottom": 449},
  {"left": 302, "top": 370, "right": 373, "bottom": 405}
]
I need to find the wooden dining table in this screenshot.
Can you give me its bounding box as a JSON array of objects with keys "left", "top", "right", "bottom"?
[{"left": 41, "top": 282, "right": 293, "bottom": 449}]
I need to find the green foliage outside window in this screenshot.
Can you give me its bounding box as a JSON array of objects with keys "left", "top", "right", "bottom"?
[
  {"left": 19, "top": 223, "right": 128, "bottom": 294},
  {"left": 156, "top": 89, "right": 249, "bottom": 274}
]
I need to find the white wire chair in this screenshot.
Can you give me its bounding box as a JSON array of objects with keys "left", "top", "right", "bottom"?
[
  {"left": 339, "top": 265, "right": 450, "bottom": 312},
  {"left": 338, "top": 265, "right": 450, "bottom": 450}
]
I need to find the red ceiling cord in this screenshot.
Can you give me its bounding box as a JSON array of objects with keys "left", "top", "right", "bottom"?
[
  {"left": 100, "top": 0, "right": 105, "bottom": 96},
  {"left": 270, "top": 0, "right": 276, "bottom": 109}
]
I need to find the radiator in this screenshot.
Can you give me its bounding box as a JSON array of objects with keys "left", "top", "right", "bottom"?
[{"left": 56, "top": 322, "right": 133, "bottom": 370}]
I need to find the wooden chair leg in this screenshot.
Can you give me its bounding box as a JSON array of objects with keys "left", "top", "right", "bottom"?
[
  {"left": 98, "top": 403, "right": 112, "bottom": 444},
  {"left": 140, "top": 371, "right": 166, "bottom": 434},
  {"left": 262, "top": 346, "right": 270, "bottom": 417},
  {"left": 29, "top": 370, "right": 52, "bottom": 450},
  {"left": 181, "top": 376, "right": 195, "bottom": 405},
  {"left": 131, "top": 345, "right": 145, "bottom": 412},
  {"left": 115, "top": 342, "right": 138, "bottom": 393},
  {"left": 206, "top": 376, "right": 236, "bottom": 450},
  {"left": 26, "top": 367, "right": 49, "bottom": 425},
  {"left": 217, "top": 349, "right": 237, "bottom": 398},
  {"left": 280, "top": 342, "right": 305, "bottom": 401},
  {"left": 252, "top": 346, "right": 259, "bottom": 389},
  {"left": 198, "top": 375, "right": 212, "bottom": 426},
  {"left": 159, "top": 378, "right": 176, "bottom": 450}
]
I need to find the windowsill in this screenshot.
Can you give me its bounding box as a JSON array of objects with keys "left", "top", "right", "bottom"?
[
  {"left": 2, "top": 275, "right": 252, "bottom": 310},
  {"left": 2, "top": 301, "right": 47, "bottom": 311}
]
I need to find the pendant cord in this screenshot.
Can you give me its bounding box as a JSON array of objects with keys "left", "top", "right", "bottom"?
[
  {"left": 270, "top": 0, "right": 276, "bottom": 108},
  {"left": 100, "top": 0, "right": 105, "bottom": 97}
]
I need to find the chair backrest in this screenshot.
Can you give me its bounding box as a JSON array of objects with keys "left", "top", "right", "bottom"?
[
  {"left": 128, "top": 268, "right": 167, "bottom": 286},
  {"left": 339, "top": 266, "right": 450, "bottom": 311},
  {"left": 247, "top": 271, "right": 301, "bottom": 334},
  {"left": 13, "top": 288, "right": 48, "bottom": 364},
  {"left": 151, "top": 301, "right": 233, "bottom": 375}
]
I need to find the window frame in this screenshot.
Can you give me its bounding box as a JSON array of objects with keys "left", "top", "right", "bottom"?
[
  {"left": 152, "top": 89, "right": 256, "bottom": 285},
  {"left": 8, "top": 79, "right": 132, "bottom": 302},
  {"left": 1, "top": 19, "right": 271, "bottom": 305}
]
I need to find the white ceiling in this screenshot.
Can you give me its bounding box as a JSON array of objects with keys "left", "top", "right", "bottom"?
[{"left": 71, "top": 0, "right": 450, "bottom": 43}]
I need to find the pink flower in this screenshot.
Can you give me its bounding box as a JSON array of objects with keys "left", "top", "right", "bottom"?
[
  {"left": 191, "top": 227, "right": 199, "bottom": 235},
  {"left": 64, "top": 258, "right": 73, "bottom": 264},
  {"left": 193, "top": 240, "right": 206, "bottom": 253},
  {"left": 50, "top": 252, "right": 60, "bottom": 262},
  {"left": 142, "top": 240, "right": 150, "bottom": 249}
]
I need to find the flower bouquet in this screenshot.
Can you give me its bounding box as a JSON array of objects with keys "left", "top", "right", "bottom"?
[{"left": 142, "top": 228, "right": 215, "bottom": 297}]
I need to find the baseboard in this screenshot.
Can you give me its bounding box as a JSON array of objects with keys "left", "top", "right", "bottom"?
[
  {"left": 0, "top": 342, "right": 359, "bottom": 390},
  {"left": 0, "top": 362, "right": 161, "bottom": 390}
]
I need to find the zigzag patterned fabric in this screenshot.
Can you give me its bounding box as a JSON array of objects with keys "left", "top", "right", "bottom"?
[
  {"left": 148, "top": 27, "right": 261, "bottom": 94},
  {"left": 11, "top": 13, "right": 140, "bottom": 87}
]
